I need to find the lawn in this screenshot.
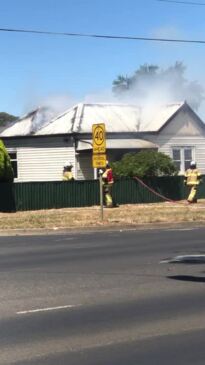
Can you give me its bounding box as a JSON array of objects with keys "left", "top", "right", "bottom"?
[{"left": 0, "top": 200, "right": 205, "bottom": 232}]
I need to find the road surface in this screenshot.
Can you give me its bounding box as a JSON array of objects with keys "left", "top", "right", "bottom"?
[{"left": 0, "top": 226, "right": 205, "bottom": 364}]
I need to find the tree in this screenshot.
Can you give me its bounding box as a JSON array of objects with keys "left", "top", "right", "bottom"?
[
  {"left": 0, "top": 139, "right": 14, "bottom": 182},
  {"left": 112, "top": 62, "right": 204, "bottom": 110},
  {"left": 0, "top": 112, "right": 18, "bottom": 126},
  {"left": 112, "top": 75, "right": 131, "bottom": 93},
  {"left": 112, "top": 151, "right": 178, "bottom": 178}
]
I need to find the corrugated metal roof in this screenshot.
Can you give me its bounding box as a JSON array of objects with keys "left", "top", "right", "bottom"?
[
  {"left": 35, "top": 106, "right": 78, "bottom": 135},
  {"left": 0, "top": 107, "right": 56, "bottom": 137},
  {"left": 36, "top": 102, "right": 185, "bottom": 135},
  {"left": 1, "top": 115, "right": 33, "bottom": 137},
  {"left": 0, "top": 102, "right": 185, "bottom": 137}
]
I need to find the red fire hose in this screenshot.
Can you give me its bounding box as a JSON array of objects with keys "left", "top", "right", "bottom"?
[{"left": 133, "top": 176, "right": 178, "bottom": 204}]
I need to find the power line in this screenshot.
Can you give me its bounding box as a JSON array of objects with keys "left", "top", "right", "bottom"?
[
  {"left": 156, "top": 0, "right": 205, "bottom": 5},
  {"left": 1, "top": 27, "right": 205, "bottom": 45}
]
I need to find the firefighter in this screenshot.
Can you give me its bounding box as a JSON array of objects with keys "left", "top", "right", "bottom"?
[
  {"left": 102, "top": 162, "right": 114, "bottom": 207},
  {"left": 184, "top": 161, "right": 202, "bottom": 203},
  {"left": 62, "top": 161, "right": 74, "bottom": 181}
]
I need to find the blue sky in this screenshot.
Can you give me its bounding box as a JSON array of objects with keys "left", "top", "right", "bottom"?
[{"left": 1, "top": 0, "right": 205, "bottom": 116}]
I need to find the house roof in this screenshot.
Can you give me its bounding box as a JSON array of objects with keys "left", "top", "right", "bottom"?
[
  {"left": 36, "top": 102, "right": 185, "bottom": 135},
  {"left": 0, "top": 101, "right": 198, "bottom": 137},
  {"left": 0, "top": 107, "right": 55, "bottom": 137}
]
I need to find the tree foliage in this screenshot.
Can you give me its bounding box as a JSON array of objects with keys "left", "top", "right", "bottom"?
[
  {"left": 112, "top": 62, "right": 204, "bottom": 110},
  {"left": 112, "top": 151, "right": 178, "bottom": 178},
  {"left": 0, "top": 112, "right": 18, "bottom": 126},
  {"left": 0, "top": 139, "right": 14, "bottom": 182}
]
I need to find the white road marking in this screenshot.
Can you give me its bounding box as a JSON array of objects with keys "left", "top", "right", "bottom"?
[{"left": 17, "top": 304, "right": 80, "bottom": 315}]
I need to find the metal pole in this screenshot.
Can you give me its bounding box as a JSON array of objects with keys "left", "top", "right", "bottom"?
[
  {"left": 99, "top": 174, "right": 104, "bottom": 221},
  {"left": 94, "top": 167, "right": 98, "bottom": 180}
]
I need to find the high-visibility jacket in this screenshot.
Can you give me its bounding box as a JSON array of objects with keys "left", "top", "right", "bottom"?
[
  {"left": 63, "top": 171, "right": 74, "bottom": 181},
  {"left": 102, "top": 168, "right": 114, "bottom": 184},
  {"left": 184, "top": 168, "right": 201, "bottom": 186}
]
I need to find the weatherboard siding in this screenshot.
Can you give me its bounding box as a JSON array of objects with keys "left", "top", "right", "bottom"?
[
  {"left": 20, "top": 147, "right": 75, "bottom": 182},
  {"left": 146, "top": 110, "right": 205, "bottom": 174},
  {"left": 77, "top": 154, "right": 94, "bottom": 180},
  {"left": 3, "top": 137, "right": 76, "bottom": 182},
  {"left": 21, "top": 147, "right": 74, "bottom": 182},
  {"left": 13, "top": 147, "right": 75, "bottom": 182},
  {"left": 158, "top": 108, "right": 204, "bottom": 136},
  {"left": 147, "top": 134, "right": 205, "bottom": 174}
]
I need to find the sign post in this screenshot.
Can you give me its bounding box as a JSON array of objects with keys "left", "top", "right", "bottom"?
[
  {"left": 92, "top": 123, "right": 106, "bottom": 221},
  {"left": 99, "top": 173, "right": 104, "bottom": 221}
]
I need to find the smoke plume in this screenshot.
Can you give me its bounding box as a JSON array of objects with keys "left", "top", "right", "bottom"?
[{"left": 113, "top": 62, "right": 205, "bottom": 115}]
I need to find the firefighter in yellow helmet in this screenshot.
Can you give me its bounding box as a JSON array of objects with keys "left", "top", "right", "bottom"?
[
  {"left": 184, "top": 161, "right": 202, "bottom": 203},
  {"left": 102, "top": 161, "right": 114, "bottom": 207},
  {"left": 62, "top": 161, "right": 74, "bottom": 181}
]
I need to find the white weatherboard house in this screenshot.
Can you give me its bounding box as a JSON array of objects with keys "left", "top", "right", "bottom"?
[{"left": 1, "top": 101, "right": 205, "bottom": 182}]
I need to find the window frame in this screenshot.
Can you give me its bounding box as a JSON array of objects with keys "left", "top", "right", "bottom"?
[
  {"left": 171, "top": 146, "right": 195, "bottom": 174},
  {"left": 7, "top": 149, "right": 18, "bottom": 179}
]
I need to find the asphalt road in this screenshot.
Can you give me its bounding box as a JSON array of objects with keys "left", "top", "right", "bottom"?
[{"left": 1, "top": 226, "right": 205, "bottom": 364}]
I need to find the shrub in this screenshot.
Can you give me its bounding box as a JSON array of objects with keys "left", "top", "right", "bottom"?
[
  {"left": 112, "top": 150, "right": 178, "bottom": 178},
  {"left": 0, "top": 139, "right": 14, "bottom": 182}
]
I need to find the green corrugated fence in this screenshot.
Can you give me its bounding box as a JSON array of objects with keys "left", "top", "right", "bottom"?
[{"left": 0, "top": 176, "right": 204, "bottom": 212}]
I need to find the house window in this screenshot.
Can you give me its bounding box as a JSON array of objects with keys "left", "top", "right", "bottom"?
[
  {"left": 8, "top": 151, "right": 18, "bottom": 178},
  {"left": 172, "top": 147, "right": 194, "bottom": 173}
]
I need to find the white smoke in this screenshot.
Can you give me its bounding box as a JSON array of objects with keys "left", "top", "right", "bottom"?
[
  {"left": 28, "top": 90, "right": 119, "bottom": 133},
  {"left": 31, "top": 107, "right": 55, "bottom": 134},
  {"left": 113, "top": 63, "right": 205, "bottom": 122},
  {"left": 24, "top": 94, "right": 78, "bottom": 133},
  {"left": 83, "top": 89, "right": 117, "bottom": 104},
  {"left": 20, "top": 60, "right": 205, "bottom": 133},
  {"left": 41, "top": 94, "right": 77, "bottom": 115}
]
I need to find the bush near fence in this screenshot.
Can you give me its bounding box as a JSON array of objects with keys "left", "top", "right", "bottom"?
[{"left": 0, "top": 176, "right": 204, "bottom": 212}]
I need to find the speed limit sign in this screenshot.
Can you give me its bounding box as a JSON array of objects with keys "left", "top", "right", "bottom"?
[{"left": 92, "top": 123, "right": 106, "bottom": 154}]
